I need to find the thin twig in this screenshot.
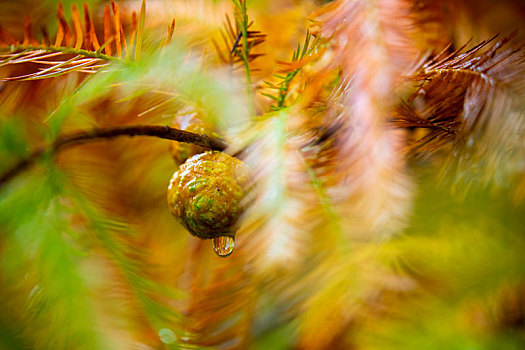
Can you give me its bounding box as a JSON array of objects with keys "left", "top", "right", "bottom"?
[
  {"left": 0, "top": 125, "right": 228, "bottom": 187},
  {"left": 0, "top": 45, "right": 118, "bottom": 61}
]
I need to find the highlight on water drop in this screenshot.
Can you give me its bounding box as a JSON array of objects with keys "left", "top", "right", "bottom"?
[{"left": 212, "top": 236, "right": 235, "bottom": 257}]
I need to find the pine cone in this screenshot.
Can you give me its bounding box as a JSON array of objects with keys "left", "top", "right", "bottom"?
[{"left": 167, "top": 151, "right": 251, "bottom": 239}]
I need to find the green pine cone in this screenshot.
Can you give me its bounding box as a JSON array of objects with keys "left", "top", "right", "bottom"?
[{"left": 167, "top": 151, "right": 250, "bottom": 239}]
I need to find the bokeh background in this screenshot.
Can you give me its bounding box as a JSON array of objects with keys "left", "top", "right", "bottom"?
[{"left": 1, "top": 0, "right": 525, "bottom": 349}]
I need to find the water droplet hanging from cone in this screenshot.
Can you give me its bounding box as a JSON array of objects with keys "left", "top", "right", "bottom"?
[{"left": 167, "top": 151, "right": 250, "bottom": 256}]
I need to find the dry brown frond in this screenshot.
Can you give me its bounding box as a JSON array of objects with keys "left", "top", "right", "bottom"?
[
  {"left": 111, "top": 1, "right": 122, "bottom": 58},
  {"left": 309, "top": 0, "right": 416, "bottom": 239},
  {"left": 83, "top": 3, "right": 100, "bottom": 52},
  {"left": 397, "top": 34, "right": 525, "bottom": 180},
  {"left": 0, "top": 2, "right": 117, "bottom": 80},
  {"left": 103, "top": 4, "right": 113, "bottom": 57},
  {"left": 71, "top": 4, "right": 83, "bottom": 49},
  {"left": 240, "top": 122, "right": 321, "bottom": 273},
  {"left": 55, "top": 2, "right": 72, "bottom": 47},
  {"left": 0, "top": 1, "right": 170, "bottom": 81}
]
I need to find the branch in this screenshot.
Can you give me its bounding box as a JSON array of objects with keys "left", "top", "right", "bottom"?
[
  {"left": 0, "top": 45, "right": 119, "bottom": 62},
  {"left": 0, "top": 125, "right": 228, "bottom": 186}
]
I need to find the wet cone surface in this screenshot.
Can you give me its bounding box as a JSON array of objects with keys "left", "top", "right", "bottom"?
[{"left": 167, "top": 151, "right": 250, "bottom": 239}]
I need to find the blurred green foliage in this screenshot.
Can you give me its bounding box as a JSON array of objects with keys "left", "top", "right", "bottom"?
[{"left": 0, "top": 0, "right": 524, "bottom": 349}]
